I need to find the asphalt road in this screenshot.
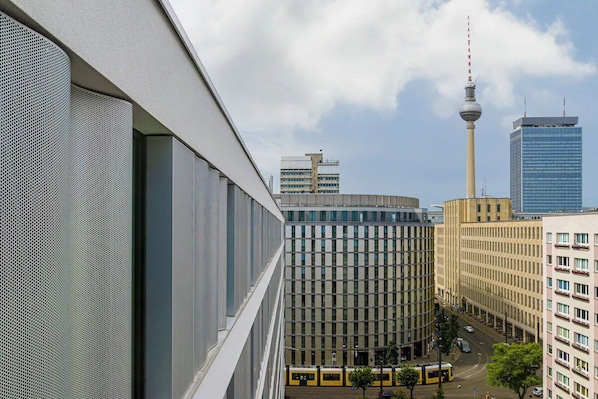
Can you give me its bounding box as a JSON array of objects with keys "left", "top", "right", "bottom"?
[{"left": 285, "top": 312, "right": 525, "bottom": 399}]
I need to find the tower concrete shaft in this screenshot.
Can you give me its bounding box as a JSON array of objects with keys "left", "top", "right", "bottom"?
[{"left": 466, "top": 121, "right": 476, "bottom": 198}]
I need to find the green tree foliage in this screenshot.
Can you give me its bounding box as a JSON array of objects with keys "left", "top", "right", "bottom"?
[
  {"left": 393, "top": 389, "right": 408, "bottom": 399},
  {"left": 385, "top": 341, "right": 399, "bottom": 365},
  {"left": 349, "top": 366, "right": 376, "bottom": 398},
  {"left": 395, "top": 365, "right": 420, "bottom": 399},
  {"left": 486, "top": 342, "right": 542, "bottom": 399},
  {"left": 435, "top": 309, "right": 459, "bottom": 356},
  {"left": 429, "top": 387, "right": 445, "bottom": 399}
]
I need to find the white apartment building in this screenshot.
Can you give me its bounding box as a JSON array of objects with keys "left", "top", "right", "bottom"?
[
  {"left": 280, "top": 153, "right": 340, "bottom": 194},
  {"left": 543, "top": 213, "right": 598, "bottom": 399},
  {"left": 280, "top": 194, "right": 434, "bottom": 367}
]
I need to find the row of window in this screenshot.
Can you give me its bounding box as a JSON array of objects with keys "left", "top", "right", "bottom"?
[
  {"left": 547, "top": 255, "right": 593, "bottom": 272},
  {"left": 547, "top": 278, "right": 592, "bottom": 297},
  {"left": 547, "top": 300, "right": 592, "bottom": 323},
  {"left": 547, "top": 232, "right": 597, "bottom": 246},
  {"left": 289, "top": 224, "right": 429, "bottom": 238},
  {"left": 285, "top": 210, "right": 423, "bottom": 223}
]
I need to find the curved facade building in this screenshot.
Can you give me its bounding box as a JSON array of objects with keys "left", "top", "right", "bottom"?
[
  {"left": 0, "top": 3, "right": 284, "bottom": 399},
  {"left": 280, "top": 194, "right": 435, "bottom": 367}
]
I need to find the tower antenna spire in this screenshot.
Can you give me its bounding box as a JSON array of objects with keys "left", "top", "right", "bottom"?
[
  {"left": 524, "top": 97, "right": 527, "bottom": 117},
  {"left": 563, "top": 96, "right": 566, "bottom": 117},
  {"left": 467, "top": 16, "right": 472, "bottom": 82}
]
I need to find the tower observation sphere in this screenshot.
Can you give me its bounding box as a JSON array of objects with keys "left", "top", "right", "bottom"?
[{"left": 459, "top": 82, "right": 482, "bottom": 122}]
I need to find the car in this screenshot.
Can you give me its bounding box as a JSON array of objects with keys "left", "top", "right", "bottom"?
[
  {"left": 382, "top": 391, "right": 395, "bottom": 399},
  {"left": 464, "top": 325, "right": 474, "bottom": 333},
  {"left": 459, "top": 340, "right": 471, "bottom": 353},
  {"left": 532, "top": 387, "right": 543, "bottom": 397}
]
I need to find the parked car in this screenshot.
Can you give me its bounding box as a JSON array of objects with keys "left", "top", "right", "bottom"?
[
  {"left": 464, "top": 325, "right": 474, "bottom": 333},
  {"left": 532, "top": 387, "right": 543, "bottom": 397}
]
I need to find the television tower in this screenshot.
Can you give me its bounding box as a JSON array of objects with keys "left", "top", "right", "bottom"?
[{"left": 459, "top": 16, "right": 482, "bottom": 198}]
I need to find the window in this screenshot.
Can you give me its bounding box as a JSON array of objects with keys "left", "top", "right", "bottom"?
[
  {"left": 574, "top": 357, "right": 588, "bottom": 374},
  {"left": 557, "top": 233, "right": 569, "bottom": 245},
  {"left": 574, "top": 382, "right": 588, "bottom": 399},
  {"left": 574, "top": 332, "right": 589, "bottom": 348},
  {"left": 547, "top": 255, "right": 552, "bottom": 265},
  {"left": 575, "top": 308, "right": 589, "bottom": 323},
  {"left": 556, "top": 349, "right": 569, "bottom": 363},
  {"left": 547, "top": 299, "right": 552, "bottom": 310},
  {"left": 574, "top": 283, "right": 589, "bottom": 297},
  {"left": 575, "top": 233, "right": 588, "bottom": 245},
  {"left": 547, "top": 277, "right": 553, "bottom": 288},
  {"left": 574, "top": 258, "right": 588, "bottom": 272},
  {"left": 547, "top": 232, "right": 553, "bottom": 243},
  {"left": 595, "top": 233, "right": 598, "bottom": 245},
  {"left": 557, "top": 302, "right": 569, "bottom": 316},
  {"left": 556, "top": 256, "right": 569, "bottom": 268},
  {"left": 595, "top": 260, "right": 598, "bottom": 272},
  {"left": 556, "top": 279, "right": 569, "bottom": 293},
  {"left": 547, "top": 322, "right": 552, "bottom": 333},
  {"left": 547, "top": 366, "right": 552, "bottom": 377},
  {"left": 547, "top": 344, "right": 552, "bottom": 354},
  {"left": 557, "top": 326, "right": 569, "bottom": 341},
  {"left": 556, "top": 372, "right": 569, "bottom": 387}
]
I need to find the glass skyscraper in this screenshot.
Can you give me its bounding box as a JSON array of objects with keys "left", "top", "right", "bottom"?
[{"left": 510, "top": 116, "right": 582, "bottom": 213}]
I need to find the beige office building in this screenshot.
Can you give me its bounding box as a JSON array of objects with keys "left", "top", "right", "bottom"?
[{"left": 436, "top": 197, "right": 544, "bottom": 343}]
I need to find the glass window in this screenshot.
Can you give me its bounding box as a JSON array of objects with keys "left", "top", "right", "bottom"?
[
  {"left": 547, "top": 254, "right": 552, "bottom": 265},
  {"left": 556, "top": 279, "right": 569, "bottom": 293},
  {"left": 556, "top": 256, "right": 569, "bottom": 268},
  {"left": 574, "top": 258, "right": 588, "bottom": 272},
  {"left": 546, "top": 232, "right": 552, "bottom": 243},
  {"left": 557, "top": 302, "right": 569, "bottom": 316},
  {"left": 574, "top": 233, "right": 588, "bottom": 245},
  {"left": 547, "top": 299, "right": 552, "bottom": 310},
  {"left": 330, "top": 211, "right": 337, "bottom": 222},
  {"left": 547, "top": 277, "right": 553, "bottom": 287},
  {"left": 556, "top": 232, "right": 569, "bottom": 245},
  {"left": 574, "top": 283, "right": 589, "bottom": 297}
]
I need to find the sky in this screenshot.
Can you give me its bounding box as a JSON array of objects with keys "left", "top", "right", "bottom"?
[{"left": 170, "top": 0, "right": 598, "bottom": 209}]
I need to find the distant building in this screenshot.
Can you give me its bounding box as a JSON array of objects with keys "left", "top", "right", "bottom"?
[
  {"left": 435, "top": 198, "right": 545, "bottom": 343},
  {"left": 280, "top": 194, "right": 434, "bottom": 367},
  {"left": 543, "top": 213, "right": 597, "bottom": 399},
  {"left": 280, "top": 153, "right": 339, "bottom": 194},
  {"left": 510, "top": 116, "right": 582, "bottom": 213}
]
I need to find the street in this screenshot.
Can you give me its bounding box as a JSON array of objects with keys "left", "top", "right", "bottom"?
[{"left": 285, "top": 312, "right": 522, "bottom": 399}]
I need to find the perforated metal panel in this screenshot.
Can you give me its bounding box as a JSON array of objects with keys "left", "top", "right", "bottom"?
[
  {"left": 68, "top": 85, "right": 132, "bottom": 398},
  {"left": 1, "top": 11, "right": 71, "bottom": 399}
]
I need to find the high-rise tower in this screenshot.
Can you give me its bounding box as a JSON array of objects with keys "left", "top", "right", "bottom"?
[{"left": 459, "top": 17, "right": 482, "bottom": 198}]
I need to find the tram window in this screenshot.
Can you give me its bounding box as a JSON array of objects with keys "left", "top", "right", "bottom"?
[{"left": 322, "top": 373, "right": 341, "bottom": 381}]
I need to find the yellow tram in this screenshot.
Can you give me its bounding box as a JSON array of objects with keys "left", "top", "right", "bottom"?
[{"left": 285, "top": 362, "right": 454, "bottom": 387}]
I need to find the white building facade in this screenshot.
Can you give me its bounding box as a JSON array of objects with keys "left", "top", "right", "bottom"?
[
  {"left": 543, "top": 213, "right": 598, "bottom": 399},
  {"left": 280, "top": 153, "right": 340, "bottom": 194},
  {"left": 0, "top": 2, "right": 284, "bottom": 399},
  {"left": 280, "top": 194, "right": 434, "bottom": 367}
]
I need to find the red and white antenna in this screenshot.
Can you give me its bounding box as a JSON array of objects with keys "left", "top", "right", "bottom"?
[{"left": 467, "top": 16, "right": 472, "bottom": 82}]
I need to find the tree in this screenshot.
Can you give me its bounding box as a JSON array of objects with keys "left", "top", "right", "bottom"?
[
  {"left": 429, "top": 387, "right": 445, "bottom": 399},
  {"left": 395, "top": 365, "right": 420, "bottom": 399},
  {"left": 435, "top": 309, "right": 459, "bottom": 356},
  {"left": 349, "top": 366, "right": 376, "bottom": 398},
  {"left": 486, "top": 342, "right": 542, "bottom": 399},
  {"left": 434, "top": 308, "right": 459, "bottom": 388},
  {"left": 385, "top": 341, "right": 399, "bottom": 365}
]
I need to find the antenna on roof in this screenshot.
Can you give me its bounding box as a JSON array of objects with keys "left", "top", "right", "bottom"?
[
  {"left": 563, "top": 97, "right": 566, "bottom": 117},
  {"left": 524, "top": 97, "right": 527, "bottom": 117}
]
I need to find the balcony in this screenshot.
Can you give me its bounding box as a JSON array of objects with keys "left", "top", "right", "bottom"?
[
  {"left": 554, "top": 266, "right": 570, "bottom": 273},
  {"left": 572, "top": 244, "right": 589, "bottom": 250},
  {"left": 572, "top": 342, "right": 589, "bottom": 354},
  {"left": 555, "top": 336, "right": 570, "bottom": 345},
  {"left": 555, "top": 381, "right": 570, "bottom": 394},
  {"left": 555, "top": 358, "right": 570, "bottom": 368},
  {"left": 572, "top": 318, "right": 590, "bottom": 328},
  {"left": 572, "top": 293, "right": 589, "bottom": 302},
  {"left": 555, "top": 290, "right": 570, "bottom": 297},
  {"left": 554, "top": 243, "right": 570, "bottom": 249},
  {"left": 555, "top": 313, "right": 570, "bottom": 321},
  {"left": 571, "top": 269, "right": 590, "bottom": 276},
  {"left": 572, "top": 366, "right": 589, "bottom": 380}
]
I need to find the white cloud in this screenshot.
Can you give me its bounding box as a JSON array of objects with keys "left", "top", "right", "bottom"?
[{"left": 171, "top": 0, "right": 594, "bottom": 135}]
